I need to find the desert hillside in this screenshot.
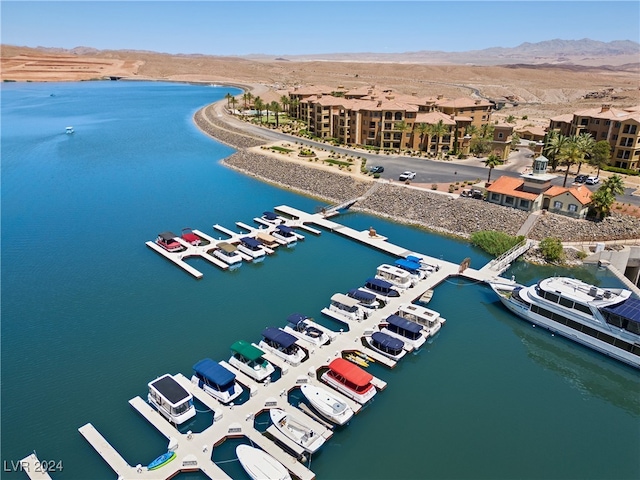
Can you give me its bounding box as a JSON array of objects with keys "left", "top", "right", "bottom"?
[{"left": 2, "top": 44, "right": 638, "bottom": 120}]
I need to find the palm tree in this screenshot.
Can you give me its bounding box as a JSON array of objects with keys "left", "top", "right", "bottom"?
[
  {"left": 484, "top": 153, "right": 501, "bottom": 184},
  {"left": 264, "top": 101, "right": 271, "bottom": 125},
  {"left": 590, "top": 175, "right": 625, "bottom": 219},
  {"left": 270, "top": 101, "right": 281, "bottom": 128},
  {"left": 224, "top": 92, "right": 232, "bottom": 108},
  {"left": 602, "top": 174, "right": 625, "bottom": 196},
  {"left": 544, "top": 131, "right": 568, "bottom": 171},
  {"left": 280, "top": 95, "right": 289, "bottom": 115},
  {"left": 289, "top": 98, "right": 299, "bottom": 119},
  {"left": 575, "top": 132, "right": 595, "bottom": 175},
  {"left": 242, "top": 92, "right": 250, "bottom": 110},
  {"left": 557, "top": 136, "right": 584, "bottom": 187},
  {"left": 428, "top": 120, "right": 449, "bottom": 156},
  {"left": 395, "top": 120, "right": 409, "bottom": 153},
  {"left": 253, "top": 96, "right": 263, "bottom": 123},
  {"left": 416, "top": 123, "right": 429, "bottom": 152},
  {"left": 229, "top": 97, "right": 238, "bottom": 113},
  {"left": 246, "top": 92, "right": 254, "bottom": 110}
]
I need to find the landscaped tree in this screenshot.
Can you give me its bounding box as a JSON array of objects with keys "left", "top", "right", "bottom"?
[
  {"left": 589, "top": 174, "right": 625, "bottom": 219},
  {"left": 416, "top": 123, "right": 429, "bottom": 152},
  {"left": 510, "top": 132, "right": 521, "bottom": 150},
  {"left": 470, "top": 136, "right": 491, "bottom": 156},
  {"left": 506, "top": 115, "right": 516, "bottom": 123},
  {"left": 428, "top": 120, "right": 449, "bottom": 156},
  {"left": 264, "top": 101, "right": 271, "bottom": 124},
  {"left": 539, "top": 237, "right": 565, "bottom": 263},
  {"left": 289, "top": 98, "right": 299, "bottom": 118},
  {"left": 270, "top": 101, "right": 281, "bottom": 127},
  {"left": 557, "top": 135, "right": 584, "bottom": 187},
  {"left": 280, "top": 95, "right": 289, "bottom": 115},
  {"left": 590, "top": 140, "right": 612, "bottom": 176},
  {"left": 395, "top": 120, "right": 409, "bottom": 153},
  {"left": 543, "top": 131, "right": 568, "bottom": 171},
  {"left": 574, "top": 132, "right": 595, "bottom": 175},
  {"left": 253, "top": 96, "right": 264, "bottom": 123},
  {"left": 242, "top": 92, "right": 250, "bottom": 109},
  {"left": 225, "top": 92, "right": 233, "bottom": 108},
  {"left": 484, "top": 153, "right": 502, "bottom": 184}
]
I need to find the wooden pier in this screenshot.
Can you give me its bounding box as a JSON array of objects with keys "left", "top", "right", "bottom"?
[{"left": 81, "top": 204, "right": 522, "bottom": 478}]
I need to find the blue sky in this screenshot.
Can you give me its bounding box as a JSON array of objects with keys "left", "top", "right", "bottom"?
[{"left": 2, "top": 1, "right": 639, "bottom": 55}]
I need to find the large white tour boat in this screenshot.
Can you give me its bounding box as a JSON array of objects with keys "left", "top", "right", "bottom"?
[{"left": 489, "top": 276, "right": 640, "bottom": 369}]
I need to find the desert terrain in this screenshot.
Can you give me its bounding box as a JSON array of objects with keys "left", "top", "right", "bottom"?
[{"left": 2, "top": 44, "right": 639, "bottom": 122}]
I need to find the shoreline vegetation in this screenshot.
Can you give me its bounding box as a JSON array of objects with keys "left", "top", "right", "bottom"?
[{"left": 193, "top": 102, "right": 640, "bottom": 261}]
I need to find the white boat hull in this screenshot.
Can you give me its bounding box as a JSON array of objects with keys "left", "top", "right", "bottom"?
[
  {"left": 300, "top": 384, "right": 354, "bottom": 426},
  {"left": 283, "top": 323, "right": 333, "bottom": 347},
  {"left": 190, "top": 375, "right": 242, "bottom": 404},
  {"left": 236, "top": 445, "right": 291, "bottom": 480},
  {"left": 364, "top": 336, "right": 407, "bottom": 361},
  {"left": 147, "top": 394, "right": 196, "bottom": 425},
  {"left": 269, "top": 408, "right": 326, "bottom": 454},
  {"left": 379, "top": 327, "right": 426, "bottom": 350},
  {"left": 320, "top": 371, "right": 377, "bottom": 405},
  {"left": 258, "top": 340, "right": 306, "bottom": 367},
  {"left": 228, "top": 357, "right": 274, "bottom": 382},
  {"left": 237, "top": 244, "right": 266, "bottom": 260},
  {"left": 213, "top": 250, "right": 243, "bottom": 265}
]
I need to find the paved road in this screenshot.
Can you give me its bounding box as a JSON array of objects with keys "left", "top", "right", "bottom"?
[{"left": 215, "top": 104, "right": 640, "bottom": 206}]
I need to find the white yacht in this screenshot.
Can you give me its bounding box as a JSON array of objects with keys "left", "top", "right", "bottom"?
[
  {"left": 321, "top": 293, "right": 367, "bottom": 323},
  {"left": 489, "top": 276, "right": 640, "bottom": 369},
  {"left": 191, "top": 358, "right": 242, "bottom": 404},
  {"left": 397, "top": 303, "right": 444, "bottom": 337},
  {"left": 237, "top": 236, "right": 267, "bottom": 260},
  {"left": 228, "top": 340, "right": 275, "bottom": 382},
  {"left": 269, "top": 408, "right": 326, "bottom": 454},
  {"left": 272, "top": 225, "right": 298, "bottom": 245},
  {"left": 212, "top": 242, "right": 243, "bottom": 265},
  {"left": 147, "top": 374, "right": 195, "bottom": 425},
  {"left": 300, "top": 384, "right": 354, "bottom": 426},
  {"left": 236, "top": 445, "right": 291, "bottom": 480},
  {"left": 375, "top": 264, "right": 413, "bottom": 290}
]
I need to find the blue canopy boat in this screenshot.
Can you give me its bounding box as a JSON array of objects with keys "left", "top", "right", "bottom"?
[
  {"left": 348, "top": 288, "right": 381, "bottom": 309},
  {"left": 259, "top": 327, "right": 305, "bottom": 366},
  {"left": 192, "top": 358, "right": 242, "bottom": 404},
  {"left": 366, "top": 331, "right": 406, "bottom": 361},
  {"left": 395, "top": 258, "right": 425, "bottom": 279},
  {"left": 362, "top": 277, "right": 400, "bottom": 297},
  {"left": 283, "top": 313, "right": 334, "bottom": 346},
  {"left": 238, "top": 236, "right": 266, "bottom": 260},
  {"left": 273, "top": 225, "right": 297, "bottom": 245},
  {"left": 380, "top": 314, "right": 426, "bottom": 349}
]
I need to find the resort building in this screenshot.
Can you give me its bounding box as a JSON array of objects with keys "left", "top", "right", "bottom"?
[
  {"left": 549, "top": 104, "right": 640, "bottom": 171},
  {"left": 287, "top": 85, "right": 511, "bottom": 156},
  {"left": 486, "top": 155, "right": 592, "bottom": 219}
]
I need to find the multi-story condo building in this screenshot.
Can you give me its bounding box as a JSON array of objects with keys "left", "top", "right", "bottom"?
[
  {"left": 288, "top": 85, "right": 512, "bottom": 159},
  {"left": 549, "top": 104, "right": 640, "bottom": 171}
]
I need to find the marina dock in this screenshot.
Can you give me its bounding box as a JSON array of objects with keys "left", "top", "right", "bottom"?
[{"left": 82, "top": 205, "right": 521, "bottom": 478}]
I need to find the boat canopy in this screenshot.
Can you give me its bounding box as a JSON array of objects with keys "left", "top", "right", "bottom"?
[
  {"left": 193, "top": 358, "right": 236, "bottom": 387},
  {"left": 276, "top": 225, "right": 295, "bottom": 234},
  {"left": 406, "top": 255, "right": 423, "bottom": 264},
  {"left": 371, "top": 331, "right": 404, "bottom": 352},
  {"left": 328, "top": 358, "right": 372, "bottom": 386},
  {"left": 261, "top": 327, "right": 298, "bottom": 348},
  {"left": 348, "top": 289, "right": 376, "bottom": 302},
  {"left": 158, "top": 231, "right": 177, "bottom": 241},
  {"left": 263, "top": 211, "right": 278, "bottom": 220},
  {"left": 230, "top": 340, "right": 266, "bottom": 361},
  {"left": 287, "top": 313, "right": 310, "bottom": 325},
  {"left": 256, "top": 232, "right": 277, "bottom": 243},
  {"left": 218, "top": 242, "right": 237, "bottom": 253},
  {"left": 241, "top": 237, "right": 261, "bottom": 248},
  {"left": 149, "top": 375, "right": 191, "bottom": 405},
  {"left": 395, "top": 258, "right": 422, "bottom": 272},
  {"left": 386, "top": 314, "right": 423, "bottom": 334},
  {"left": 602, "top": 297, "right": 640, "bottom": 325},
  {"left": 330, "top": 293, "right": 361, "bottom": 308}
]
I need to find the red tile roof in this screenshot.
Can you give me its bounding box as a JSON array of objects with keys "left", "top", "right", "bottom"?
[{"left": 486, "top": 176, "right": 539, "bottom": 201}]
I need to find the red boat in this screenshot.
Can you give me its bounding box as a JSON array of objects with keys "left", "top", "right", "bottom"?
[
  {"left": 155, "top": 232, "right": 182, "bottom": 252},
  {"left": 181, "top": 227, "right": 201, "bottom": 246},
  {"left": 321, "top": 357, "right": 377, "bottom": 404}
]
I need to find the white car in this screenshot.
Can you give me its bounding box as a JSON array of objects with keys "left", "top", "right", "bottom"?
[
  {"left": 399, "top": 171, "right": 416, "bottom": 181},
  {"left": 586, "top": 176, "right": 600, "bottom": 185}
]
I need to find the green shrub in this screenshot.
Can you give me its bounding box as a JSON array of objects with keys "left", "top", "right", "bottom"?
[
  {"left": 470, "top": 231, "right": 525, "bottom": 257},
  {"left": 432, "top": 184, "right": 438, "bottom": 190},
  {"left": 602, "top": 165, "right": 639, "bottom": 176},
  {"left": 539, "top": 237, "right": 565, "bottom": 263}
]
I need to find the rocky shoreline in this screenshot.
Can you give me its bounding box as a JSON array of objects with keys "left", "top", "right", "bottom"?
[{"left": 193, "top": 104, "right": 640, "bottom": 245}]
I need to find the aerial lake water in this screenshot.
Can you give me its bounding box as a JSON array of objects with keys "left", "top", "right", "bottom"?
[{"left": 1, "top": 81, "right": 638, "bottom": 479}]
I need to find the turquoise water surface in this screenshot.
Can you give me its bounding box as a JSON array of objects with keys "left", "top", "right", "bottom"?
[{"left": 1, "top": 81, "right": 638, "bottom": 480}]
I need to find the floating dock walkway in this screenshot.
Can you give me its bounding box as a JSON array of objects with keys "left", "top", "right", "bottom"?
[{"left": 81, "top": 205, "right": 525, "bottom": 478}]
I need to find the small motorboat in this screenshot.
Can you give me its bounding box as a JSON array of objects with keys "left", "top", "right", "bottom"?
[
  {"left": 191, "top": 358, "right": 242, "bottom": 404},
  {"left": 147, "top": 374, "right": 195, "bottom": 425},
  {"left": 365, "top": 331, "right": 407, "bottom": 361},
  {"left": 236, "top": 444, "right": 291, "bottom": 480},
  {"left": 65, "top": 126, "right": 74, "bottom": 134},
  {"left": 237, "top": 236, "right": 267, "bottom": 260},
  {"left": 378, "top": 314, "right": 426, "bottom": 350},
  {"left": 258, "top": 327, "right": 306, "bottom": 367},
  {"left": 282, "top": 313, "right": 334, "bottom": 346},
  {"left": 347, "top": 288, "right": 381, "bottom": 310},
  {"left": 321, "top": 358, "right": 376, "bottom": 404},
  {"left": 212, "top": 242, "right": 242, "bottom": 265},
  {"left": 300, "top": 384, "right": 354, "bottom": 426},
  {"left": 321, "top": 293, "right": 367, "bottom": 323},
  {"left": 272, "top": 225, "right": 298, "bottom": 245},
  {"left": 147, "top": 451, "right": 176, "bottom": 470},
  {"left": 269, "top": 408, "right": 326, "bottom": 454},
  {"left": 155, "top": 232, "right": 183, "bottom": 252},
  {"left": 228, "top": 340, "right": 275, "bottom": 382},
  {"left": 261, "top": 211, "right": 284, "bottom": 225},
  {"left": 181, "top": 227, "right": 201, "bottom": 246}
]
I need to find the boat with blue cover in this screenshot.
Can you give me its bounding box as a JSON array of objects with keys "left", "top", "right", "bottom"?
[
  {"left": 282, "top": 313, "right": 334, "bottom": 346},
  {"left": 272, "top": 225, "right": 298, "bottom": 245},
  {"left": 228, "top": 340, "right": 275, "bottom": 382},
  {"left": 261, "top": 211, "right": 284, "bottom": 225},
  {"left": 237, "top": 236, "right": 267, "bottom": 260},
  {"left": 259, "top": 327, "right": 306, "bottom": 366},
  {"left": 362, "top": 277, "right": 401, "bottom": 299},
  {"left": 395, "top": 258, "right": 427, "bottom": 281},
  {"left": 379, "top": 314, "right": 426, "bottom": 350},
  {"left": 147, "top": 451, "right": 176, "bottom": 470},
  {"left": 348, "top": 288, "right": 382, "bottom": 310},
  {"left": 365, "top": 331, "right": 406, "bottom": 361},
  {"left": 191, "top": 358, "right": 242, "bottom": 404}
]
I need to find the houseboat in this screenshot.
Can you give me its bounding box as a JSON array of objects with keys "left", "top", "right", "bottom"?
[
  {"left": 321, "top": 357, "right": 377, "bottom": 404},
  {"left": 300, "top": 384, "right": 354, "bottom": 426},
  {"left": 362, "top": 277, "right": 401, "bottom": 299},
  {"left": 212, "top": 242, "right": 243, "bottom": 265},
  {"left": 269, "top": 408, "right": 326, "bottom": 454},
  {"left": 282, "top": 313, "right": 334, "bottom": 346},
  {"left": 489, "top": 276, "right": 640, "bottom": 369},
  {"left": 347, "top": 288, "right": 382, "bottom": 310},
  {"left": 375, "top": 264, "right": 413, "bottom": 289},
  {"left": 272, "top": 225, "right": 298, "bottom": 245},
  {"left": 237, "top": 236, "right": 267, "bottom": 260},
  {"left": 365, "top": 331, "right": 406, "bottom": 361},
  {"left": 321, "top": 293, "right": 367, "bottom": 323},
  {"left": 147, "top": 374, "right": 196, "bottom": 425},
  {"left": 191, "top": 358, "right": 242, "bottom": 404},
  {"left": 379, "top": 314, "right": 426, "bottom": 350},
  {"left": 258, "top": 327, "right": 306, "bottom": 366},
  {"left": 236, "top": 445, "right": 291, "bottom": 480},
  {"left": 255, "top": 232, "right": 280, "bottom": 250},
  {"left": 261, "top": 211, "right": 284, "bottom": 225},
  {"left": 397, "top": 303, "right": 444, "bottom": 337},
  {"left": 228, "top": 341, "right": 275, "bottom": 382},
  {"left": 155, "top": 232, "right": 183, "bottom": 252}
]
